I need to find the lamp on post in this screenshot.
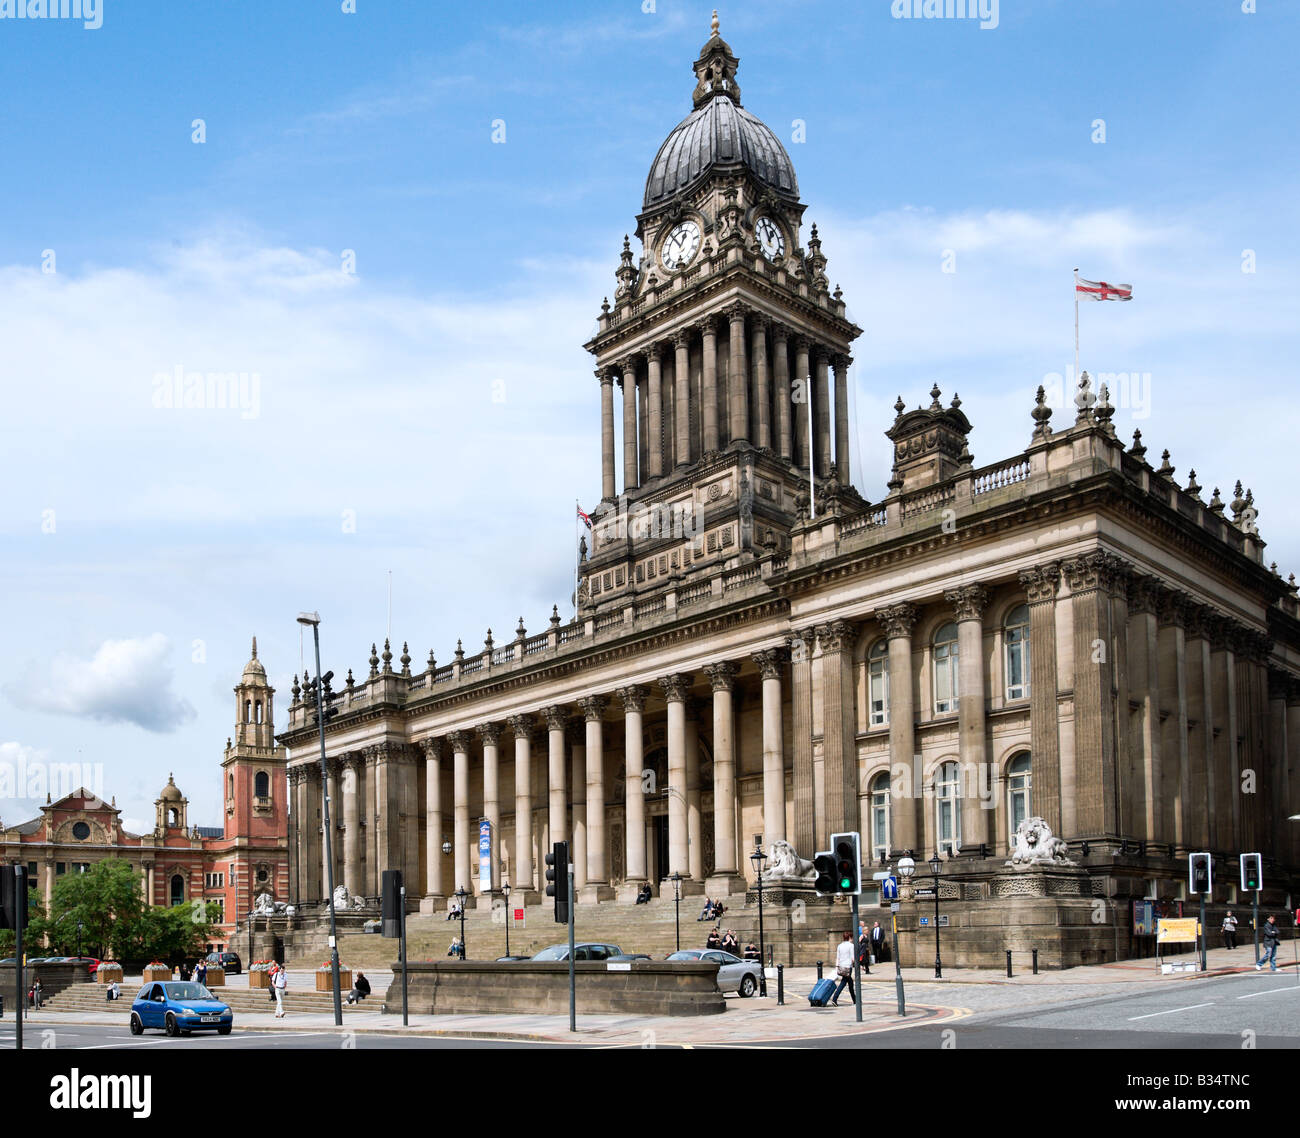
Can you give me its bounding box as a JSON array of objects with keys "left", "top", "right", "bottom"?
[
  {"left": 749, "top": 838, "right": 768, "bottom": 997},
  {"left": 454, "top": 885, "right": 469, "bottom": 959},
  {"left": 670, "top": 872, "right": 682, "bottom": 953},
  {"left": 297, "top": 610, "right": 343, "bottom": 1027},
  {"left": 503, "top": 880, "right": 511, "bottom": 958},
  {"left": 929, "top": 852, "right": 943, "bottom": 979}
]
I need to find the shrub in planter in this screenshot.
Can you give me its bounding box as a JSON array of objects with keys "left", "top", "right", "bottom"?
[
  {"left": 143, "top": 961, "right": 171, "bottom": 982},
  {"left": 204, "top": 966, "right": 226, "bottom": 987},
  {"left": 316, "top": 961, "right": 351, "bottom": 991},
  {"left": 248, "top": 960, "right": 275, "bottom": 988},
  {"left": 96, "top": 962, "right": 124, "bottom": 984}
]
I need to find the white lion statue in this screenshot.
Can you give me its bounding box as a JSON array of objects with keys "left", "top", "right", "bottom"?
[
  {"left": 333, "top": 884, "right": 350, "bottom": 909},
  {"left": 252, "top": 892, "right": 276, "bottom": 915},
  {"left": 763, "top": 839, "right": 816, "bottom": 882},
  {"left": 1006, "top": 817, "right": 1075, "bottom": 868}
]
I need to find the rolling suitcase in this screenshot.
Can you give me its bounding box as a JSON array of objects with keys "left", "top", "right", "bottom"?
[{"left": 808, "top": 978, "right": 837, "bottom": 1007}]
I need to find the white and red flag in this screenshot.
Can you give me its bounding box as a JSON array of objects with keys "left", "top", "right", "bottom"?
[
  {"left": 577, "top": 505, "right": 592, "bottom": 530},
  {"left": 1075, "top": 272, "right": 1133, "bottom": 302}
]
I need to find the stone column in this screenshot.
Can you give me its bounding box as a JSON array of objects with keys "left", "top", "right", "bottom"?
[
  {"left": 751, "top": 316, "right": 771, "bottom": 449},
  {"left": 1156, "top": 592, "right": 1191, "bottom": 851},
  {"left": 793, "top": 336, "right": 811, "bottom": 471},
  {"left": 341, "top": 752, "right": 361, "bottom": 898},
  {"left": 1063, "top": 554, "right": 1119, "bottom": 841},
  {"left": 362, "top": 748, "right": 376, "bottom": 895},
  {"left": 704, "top": 662, "right": 745, "bottom": 894},
  {"left": 420, "top": 738, "right": 444, "bottom": 910},
  {"left": 699, "top": 318, "right": 720, "bottom": 453},
  {"left": 816, "top": 620, "right": 861, "bottom": 839},
  {"left": 1105, "top": 557, "right": 1134, "bottom": 843},
  {"left": 1208, "top": 618, "right": 1239, "bottom": 850},
  {"left": 832, "top": 354, "right": 852, "bottom": 485},
  {"left": 1019, "top": 564, "right": 1062, "bottom": 836},
  {"left": 1287, "top": 682, "right": 1300, "bottom": 864},
  {"left": 1127, "top": 577, "right": 1164, "bottom": 845},
  {"left": 599, "top": 371, "right": 616, "bottom": 502},
  {"left": 477, "top": 722, "right": 502, "bottom": 896},
  {"left": 646, "top": 345, "right": 664, "bottom": 478},
  {"left": 813, "top": 347, "right": 832, "bottom": 477},
  {"left": 617, "top": 686, "right": 649, "bottom": 900},
  {"left": 449, "top": 731, "right": 471, "bottom": 895},
  {"left": 371, "top": 743, "right": 393, "bottom": 889},
  {"left": 143, "top": 859, "right": 154, "bottom": 907},
  {"left": 726, "top": 302, "right": 749, "bottom": 444},
  {"left": 943, "top": 588, "right": 989, "bottom": 853},
  {"left": 754, "top": 648, "right": 787, "bottom": 845},
  {"left": 620, "top": 364, "right": 638, "bottom": 492},
  {"left": 544, "top": 705, "right": 568, "bottom": 848},
  {"left": 788, "top": 627, "right": 817, "bottom": 857},
  {"left": 877, "top": 604, "right": 919, "bottom": 854},
  {"left": 773, "top": 324, "right": 792, "bottom": 461},
  {"left": 659, "top": 674, "right": 698, "bottom": 890},
  {"left": 324, "top": 758, "right": 339, "bottom": 897},
  {"left": 1184, "top": 606, "right": 1215, "bottom": 851},
  {"left": 637, "top": 358, "right": 648, "bottom": 482},
  {"left": 672, "top": 330, "right": 692, "bottom": 468},
  {"left": 398, "top": 745, "right": 419, "bottom": 902},
  {"left": 1268, "top": 669, "right": 1289, "bottom": 858},
  {"left": 568, "top": 721, "right": 587, "bottom": 892},
  {"left": 579, "top": 696, "right": 613, "bottom": 901},
  {"left": 685, "top": 700, "right": 704, "bottom": 883},
  {"left": 504, "top": 717, "right": 534, "bottom": 898}
]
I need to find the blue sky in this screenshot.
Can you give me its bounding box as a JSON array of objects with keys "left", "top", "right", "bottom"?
[{"left": 2, "top": 0, "right": 1297, "bottom": 833}]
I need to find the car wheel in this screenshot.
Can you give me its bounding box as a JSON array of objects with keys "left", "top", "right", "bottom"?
[
  {"left": 165, "top": 1012, "right": 180, "bottom": 1037},
  {"left": 217, "top": 1025, "right": 231, "bottom": 1036},
  {"left": 739, "top": 974, "right": 757, "bottom": 998},
  {"left": 129, "top": 1013, "right": 143, "bottom": 1036}
]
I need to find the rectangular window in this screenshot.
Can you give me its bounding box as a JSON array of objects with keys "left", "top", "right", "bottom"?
[
  {"left": 935, "top": 658, "right": 957, "bottom": 713},
  {"left": 26, "top": 861, "right": 37, "bottom": 887},
  {"left": 868, "top": 664, "right": 888, "bottom": 727},
  {"left": 74, "top": 863, "right": 90, "bottom": 874},
  {"left": 56, "top": 862, "right": 66, "bottom": 875},
  {"left": 1006, "top": 632, "right": 1028, "bottom": 701},
  {"left": 204, "top": 872, "right": 225, "bottom": 889}
]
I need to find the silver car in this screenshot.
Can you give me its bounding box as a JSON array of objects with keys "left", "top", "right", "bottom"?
[{"left": 667, "top": 949, "right": 761, "bottom": 997}]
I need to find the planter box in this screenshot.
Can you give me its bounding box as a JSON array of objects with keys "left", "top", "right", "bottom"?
[
  {"left": 143, "top": 967, "right": 171, "bottom": 983},
  {"left": 96, "top": 966, "right": 124, "bottom": 985},
  {"left": 249, "top": 970, "right": 272, "bottom": 989},
  {"left": 204, "top": 968, "right": 225, "bottom": 987},
  {"left": 317, "top": 969, "right": 351, "bottom": 992}
]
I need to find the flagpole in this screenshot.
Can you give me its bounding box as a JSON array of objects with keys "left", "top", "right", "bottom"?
[
  {"left": 574, "top": 498, "right": 579, "bottom": 618},
  {"left": 1073, "top": 267, "right": 1080, "bottom": 383}
]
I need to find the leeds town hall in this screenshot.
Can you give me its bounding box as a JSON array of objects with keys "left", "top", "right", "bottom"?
[{"left": 277, "top": 19, "right": 1299, "bottom": 967}]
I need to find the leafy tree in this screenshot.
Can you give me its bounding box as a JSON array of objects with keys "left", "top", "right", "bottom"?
[
  {"left": 44, "top": 858, "right": 144, "bottom": 958},
  {"left": 0, "top": 891, "right": 46, "bottom": 957}
]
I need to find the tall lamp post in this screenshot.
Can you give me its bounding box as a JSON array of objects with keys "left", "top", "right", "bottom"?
[
  {"left": 670, "top": 872, "right": 682, "bottom": 953},
  {"left": 297, "top": 611, "right": 343, "bottom": 1027},
  {"left": 502, "top": 881, "right": 511, "bottom": 958},
  {"left": 749, "top": 839, "right": 768, "bottom": 997},
  {"left": 929, "top": 852, "right": 943, "bottom": 979},
  {"left": 455, "top": 885, "right": 469, "bottom": 959}
]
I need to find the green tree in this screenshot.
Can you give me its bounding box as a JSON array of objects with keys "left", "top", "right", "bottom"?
[
  {"left": 0, "top": 891, "right": 46, "bottom": 957},
  {"left": 45, "top": 858, "right": 145, "bottom": 958}
]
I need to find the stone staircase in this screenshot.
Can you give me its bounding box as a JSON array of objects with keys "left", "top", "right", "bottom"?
[
  {"left": 42, "top": 978, "right": 371, "bottom": 1017},
  {"left": 284, "top": 894, "right": 751, "bottom": 970}
]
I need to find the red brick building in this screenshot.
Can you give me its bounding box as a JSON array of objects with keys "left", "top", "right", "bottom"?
[{"left": 0, "top": 640, "right": 289, "bottom": 953}]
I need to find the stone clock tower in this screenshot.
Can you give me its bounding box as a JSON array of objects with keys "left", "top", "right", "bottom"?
[{"left": 581, "top": 11, "right": 863, "bottom": 611}]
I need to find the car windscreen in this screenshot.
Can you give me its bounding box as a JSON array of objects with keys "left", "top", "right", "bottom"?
[
  {"left": 667, "top": 951, "right": 702, "bottom": 960},
  {"left": 531, "top": 947, "right": 566, "bottom": 961},
  {"left": 163, "top": 983, "right": 213, "bottom": 1001}
]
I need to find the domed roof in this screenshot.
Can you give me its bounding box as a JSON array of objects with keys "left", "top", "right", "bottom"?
[
  {"left": 159, "top": 773, "right": 184, "bottom": 801},
  {"left": 242, "top": 635, "right": 267, "bottom": 681},
  {"left": 643, "top": 96, "right": 798, "bottom": 210}
]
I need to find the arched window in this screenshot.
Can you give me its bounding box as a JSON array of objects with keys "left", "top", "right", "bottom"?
[
  {"left": 1007, "top": 753, "right": 1032, "bottom": 840},
  {"left": 867, "top": 640, "right": 889, "bottom": 727},
  {"left": 255, "top": 700, "right": 263, "bottom": 724},
  {"left": 933, "top": 623, "right": 959, "bottom": 713},
  {"left": 255, "top": 771, "right": 270, "bottom": 799},
  {"left": 167, "top": 807, "right": 178, "bottom": 827},
  {"left": 228, "top": 773, "right": 235, "bottom": 799},
  {"left": 170, "top": 873, "right": 185, "bottom": 907},
  {"left": 869, "top": 772, "right": 891, "bottom": 861},
  {"left": 244, "top": 699, "right": 251, "bottom": 723},
  {"left": 936, "top": 761, "right": 961, "bottom": 854},
  {"left": 1005, "top": 604, "right": 1030, "bottom": 701}
]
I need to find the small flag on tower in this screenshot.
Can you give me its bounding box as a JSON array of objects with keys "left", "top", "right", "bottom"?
[
  {"left": 577, "top": 506, "right": 592, "bottom": 530},
  {"left": 1075, "top": 272, "right": 1133, "bottom": 302}
]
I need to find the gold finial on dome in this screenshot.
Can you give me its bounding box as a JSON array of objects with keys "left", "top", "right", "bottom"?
[{"left": 711, "top": 8, "right": 719, "bottom": 36}]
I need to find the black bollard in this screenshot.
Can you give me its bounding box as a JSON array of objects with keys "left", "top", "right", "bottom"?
[
  {"left": 1006, "top": 950, "right": 1012, "bottom": 978},
  {"left": 777, "top": 963, "right": 785, "bottom": 1005},
  {"left": 816, "top": 960, "right": 824, "bottom": 980},
  {"left": 1032, "top": 949, "right": 1039, "bottom": 975}
]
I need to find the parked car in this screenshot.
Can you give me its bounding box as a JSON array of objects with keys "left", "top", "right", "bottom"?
[
  {"left": 205, "top": 951, "right": 242, "bottom": 975},
  {"left": 607, "top": 953, "right": 653, "bottom": 962},
  {"left": 667, "top": 949, "right": 761, "bottom": 997},
  {"left": 496, "top": 955, "right": 533, "bottom": 962},
  {"left": 129, "top": 981, "right": 233, "bottom": 1037},
  {"left": 530, "top": 942, "right": 624, "bottom": 962},
  {"left": 59, "top": 956, "right": 100, "bottom": 975}
]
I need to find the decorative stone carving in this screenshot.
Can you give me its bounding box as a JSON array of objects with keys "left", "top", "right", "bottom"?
[
  {"left": 543, "top": 705, "right": 568, "bottom": 732},
  {"left": 1018, "top": 562, "right": 1061, "bottom": 605},
  {"left": 507, "top": 714, "right": 537, "bottom": 740},
  {"left": 476, "top": 721, "right": 503, "bottom": 747},
  {"left": 578, "top": 695, "right": 607, "bottom": 722},
  {"left": 752, "top": 648, "right": 785, "bottom": 680},
  {"left": 446, "top": 730, "right": 472, "bottom": 754},
  {"left": 944, "top": 584, "right": 989, "bottom": 622},
  {"left": 703, "top": 661, "right": 738, "bottom": 692},
  {"left": 1005, "top": 817, "right": 1075, "bottom": 868},
  {"left": 762, "top": 839, "right": 816, "bottom": 882},
  {"left": 659, "top": 673, "right": 691, "bottom": 702},
  {"left": 421, "top": 737, "right": 442, "bottom": 760},
  {"left": 876, "top": 603, "right": 918, "bottom": 640},
  {"left": 616, "top": 685, "right": 648, "bottom": 714},
  {"left": 1061, "top": 551, "right": 1113, "bottom": 594}
]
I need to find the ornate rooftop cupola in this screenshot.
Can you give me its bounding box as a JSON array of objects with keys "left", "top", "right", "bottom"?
[
  {"left": 691, "top": 10, "right": 741, "bottom": 109},
  {"left": 885, "top": 386, "right": 974, "bottom": 493}
]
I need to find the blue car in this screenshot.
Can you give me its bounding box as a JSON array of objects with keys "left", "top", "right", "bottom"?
[{"left": 129, "top": 981, "right": 233, "bottom": 1037}]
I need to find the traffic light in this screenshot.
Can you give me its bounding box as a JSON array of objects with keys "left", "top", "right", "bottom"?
[
  {"left": 830, "top": 832, "right": 862, "bottom": 895},
  {"left": 1187, "top": 852, "right": 1211, "bottom": 895},
  {"left": 1240, "top": 852, "right": 1263, "bottom": 893},
  {"left": 321, "top": 671, "right": 340, "bottom": 724},
  {"left": 0, "top": 865, "right": 27, "bottom": 931},
  {"left": 813, "top": 850, "right": 836, "bottom": 896},
  {"left": 381, "top": 869, "right": 402, "bottom": 938},
  {"left": 545, "top": 841, "right": 570, "bottom": 925}
]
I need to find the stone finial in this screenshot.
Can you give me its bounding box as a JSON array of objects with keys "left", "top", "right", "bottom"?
[
  {"left": 1271, "top": 561, "right": 1280, "bottom": 576},
  {"left": 711, "top": 7, "right": 719, "bottom": 36},
  {"left": 250, "top": 636, "right": 258, "bottom": 659},
  {"left": 1185, "top": 469, "right": 1202, "bottom": 498},
  {"left": 1128, "top": 428, "right": 1147, "bottom": 461},
  {"left": 516, "top": 616, "right": 527, "bottom": 640},
  {"left": 1157, "top": 449, "right": 1175, "bottom": 480},
  {"left": 346, "top": 668, "right": 355, "bottom": 690},
  {"left": 950, "top": 391, "right": 961, "bottom": 410},
  {"left": 368, "top": 644, "right": 379, "bottom": 677},
  {"left": 400, "top": 642, "right": 411, "bottom": 676},
  {"left": 893, "top": 394, "right": 905, "bottom": 418},
  {"left": 426, "top": 650, "right": 436, "bottom": 673},
  {"left": 929, "top": 383, "right": 942, "bottom": 410},
  {"left": 484, "top": 628, "right": 494, "bottom": 652},
  {"left": 600, "top": 297, "right": 610, "bottom": 315},
  {"left": 381, "top": 638, "right": 393, "bottom": 674},
  {"left": 1230, "top": 480, "right": 1246, "bottom": 519},
  {"left": 1074, "top": 371, "right": 1095, "bottom": 422},
  {"left": 1094, "top": 382, "right": 1115, "bottom": 433},
  {"left": 1209, "top": 486, "right": 1225, "bottom": 515},
  {"left": 833, "top": 283, "right": 843, "bottom": 302},
  {"left": 1290, "top": 573, "right": 1297, "bottom": 592},
  {"left": 550, "top": 604, "right": 561, "bottom": 628},
  {"left": 1031, "top": 384, "right": 1053, "bottom": 439},
  {"left": 291, "top": 674, "right": 300, "bottom": 702},
  {"left": 454, "top": 638, "right": 465, "bottom": 662}
]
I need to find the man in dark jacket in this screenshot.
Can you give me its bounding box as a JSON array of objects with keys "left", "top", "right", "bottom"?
[{"left": 1257, "top": 916, "right": 1282, "bottom": 972}]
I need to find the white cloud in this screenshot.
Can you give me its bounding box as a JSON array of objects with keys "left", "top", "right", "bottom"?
[{"left": 5, "top": 635, "right": 196, "bottom": 733}]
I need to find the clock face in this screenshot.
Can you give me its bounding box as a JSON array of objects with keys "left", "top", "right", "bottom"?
[
  {"left": 755, "top": 216, "right": 785, "bottom": 262},
  {"left": 661, "top": 220, "right": 701, "bottom": 271}
]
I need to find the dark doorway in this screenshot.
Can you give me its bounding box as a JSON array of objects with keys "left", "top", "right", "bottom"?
[
  {"left": 273, "top": 936, "right": 285, "bottom": 965},
  {"left": 653, "top": 816, "right": 670, "bottom": 883}
]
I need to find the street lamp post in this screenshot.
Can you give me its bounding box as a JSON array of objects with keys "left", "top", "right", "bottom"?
[
  {"left": 455, "top": 885, "right": 469, "bottom": 959},
  {"left": 670, "top": 872, "right": 682, "bottom": 953},
  {"left": 503, "top": 881, "right": 511, "bottom": 958},
  {"left": 297, "top": 611, "right": 343, "bottom": 1027},
  {"left": 749, "top": 840, "right": 768, "bottom": 997},
  {"left": 929, "top": 852, "right": 943, "bottom": 979}
]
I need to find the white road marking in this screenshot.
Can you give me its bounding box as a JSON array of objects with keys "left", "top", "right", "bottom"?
[
  {"left": 1237, "top": 986, "right": 1300, "bottom": 999},
  {"left": 1127, "top": 1002, "right": 1215, "bottom": 1021}
]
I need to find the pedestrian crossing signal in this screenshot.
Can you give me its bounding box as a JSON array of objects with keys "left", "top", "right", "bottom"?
[
  {"left": 813, "top": 851, "right": 836, "bottom": 896},
  {"left": 1239, "top": 852, "right": 1262, "bottom": 893}
]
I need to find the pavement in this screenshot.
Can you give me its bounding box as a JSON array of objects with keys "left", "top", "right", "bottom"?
[{"left": 14, "top": 942, "right": 1296, "bottom": 1047}]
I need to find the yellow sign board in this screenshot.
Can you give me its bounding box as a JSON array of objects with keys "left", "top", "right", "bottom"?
[{"left": 1156, "top": 918, "right": 1200, "bottom": 943}]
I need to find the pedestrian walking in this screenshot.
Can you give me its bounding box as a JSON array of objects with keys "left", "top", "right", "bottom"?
[
  {"left": 870, "top": 921, "right": 886, "bottom": 964},
  {"left": 857, "top": 930, "right": 872, "bottom": 975},
  {"left": 1257, "top": 915, "right": 1282, "bottom": 972},
  {"left": 830, "top": 932, "right": 856, "bottom": 1007},
  {"left": 271, "top": 963, "right": 288, "bottom": 1016},
  {"left": 1221, "top": 911, "right": 1238, "bottom": 951}
]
